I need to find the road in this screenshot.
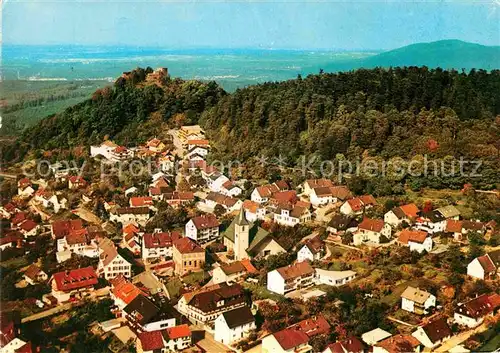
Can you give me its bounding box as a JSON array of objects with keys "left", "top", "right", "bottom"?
[
  {"left": 21, "top": 287, "right": 109, "bottom": 323},
  {"left": 434, "top": 322, "right": 489, "bottom": 352}
]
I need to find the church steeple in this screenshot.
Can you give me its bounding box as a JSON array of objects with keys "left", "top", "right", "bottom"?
[{"left": 236, "top": 206, "right": 249, "bottom": 226}]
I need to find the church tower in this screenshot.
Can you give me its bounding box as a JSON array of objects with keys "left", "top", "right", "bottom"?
[{"left": 234, "top": 207, "right": 250, "bottom": 260}]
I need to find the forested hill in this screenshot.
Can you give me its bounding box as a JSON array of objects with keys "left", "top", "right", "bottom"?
[
  {"left": 3, "top": 68, "right": 225, "bottom": 161},
  {"left": 4, "top": 67, "right": 500, "bottom": 190},
  {"left": 201, "top": 67, "right": 500, "bottom": 162},
  {"left": 357, "top": 40, "right": 500, "bottom": 71}
]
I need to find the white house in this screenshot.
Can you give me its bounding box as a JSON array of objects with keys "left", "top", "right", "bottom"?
[
  {"left": 34, "top": 189, "right": 67, "bottom": 213},
  {"left": 206, "top": 173, "right": 230, "bottom": 193},
  {"left": 220, "top": 180, "right": 243, "bottom": 197},
  {"left": 267, "top": 262, "right": 315, "bottom": 295},
  {"left": 361, "top": 328, "right": 392, "bottom": 346},
  {"left": 56, "top": 230, "right": 100, "bottom": 259},
  {"left": 177, "top": 283, "right": 248, "bottom": 324},
  {"left": 214, "top": 306, "right": 256, "bottom": 345},
  {"left": 384, "top": 204, "right": 420, "bottom": 227},
  {"left": 467, "top": 250, "right": 499, "bottom": 280},
  {"left": 141, "top": 231, "right": 181, "bottom": 263},
  {"left": 302, "top": 179, "right": 334, "bottom": 196},
  {"left": 205, "top": 192, "right": 242, "bottom": 213},
  {"left": 412, "top": 317, "right": 452, "bottom": 349},
  {"left": 212, "top": 260, "right": 257, "bottom": 285},
  {"left": 297, "top": 236, "right": 325, "bottom": 263},
  {"left": 185, "top": 214, "right": 220, "bottom": 243},
  {"left": 401, "top": 286, "right": 436, "bottom": 315},
  {"left": 137, "top": 325, "right": 192, "bottom": 353},
  {"left": 415, "top": 210, "right": 446, "bottom": 234},
  {"left": 18, "top": 219, "right": 40, "bottom": 237},
  {"left": 353, "top": 218, "right": 391, "bottom": 246},
  {"left": 309, "top": 186, "right": 351, "bottom": 207},
  {"left": 273, "top": 205, "right": 311, "bottom": 227},
  {"left": 97, "top": 237, "right": 132, "bottom": 280},
  {"left": 340, "top": 195, "right": 376, "bottom": 215},
  {"left": 23, "top": 265, "right": 48, "bottom": 285},
  {"left": 17, "top": 178, "right": 34, "bottom": 198},
  {"left": 250, "top": 181, "right": 289, "bottom": 204},
  {"left": 314, "top": 269, "right": 356, "bottom": 287},
  {"left": 90, "top": 141, "right": 133, "bottom": 161},
  {"left": 397, "top": 229, "right": 433, "bottom": 253},
  {"left": 454, "top": 293, "right": 500, "bottom": 328},
  {"left": 242, "top": 200, "right": 266, "bottom": 222},
  {"left": 110, "top": 207, "right": 150, "bottom": 226},
  {"left": 49, "top": 267, "right": 98, "bottom": 303}
]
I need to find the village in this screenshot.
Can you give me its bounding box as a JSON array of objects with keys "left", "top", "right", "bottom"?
[{"left": 0, "top": 123, "right": 499, "bottom": 353}]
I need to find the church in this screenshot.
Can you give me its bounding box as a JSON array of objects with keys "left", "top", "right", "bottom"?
[{"left": 222, "top": 208, "right": 285, "bottom": 260}]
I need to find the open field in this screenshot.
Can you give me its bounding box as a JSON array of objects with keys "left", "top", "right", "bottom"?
[{"left": 1, "top": 80, "right": 108, "bottom": 135}]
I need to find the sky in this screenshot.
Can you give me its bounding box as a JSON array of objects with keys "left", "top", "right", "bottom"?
[{"left": 3, "top": 0, "right": 500, "bottom": 50}]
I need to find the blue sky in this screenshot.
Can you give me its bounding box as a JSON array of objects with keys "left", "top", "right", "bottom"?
[{"left": 3, "top": 0, "right": 500, "bottom": 50}]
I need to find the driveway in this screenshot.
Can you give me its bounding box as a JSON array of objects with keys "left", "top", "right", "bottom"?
[{"left": 195, "top": 331, "right": 232, "bottom": 353}]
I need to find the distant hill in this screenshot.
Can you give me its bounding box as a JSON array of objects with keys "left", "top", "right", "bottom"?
[{"left": 357, "top": 40, "right": 500, "bottom": 70}]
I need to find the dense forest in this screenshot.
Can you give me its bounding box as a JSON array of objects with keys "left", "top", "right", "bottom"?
[{"left": 3, "top": 66, "right": 499, "bottom": 189}]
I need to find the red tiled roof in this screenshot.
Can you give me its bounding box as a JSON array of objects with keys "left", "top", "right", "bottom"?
[
  {"left": 272, "top": 328, "right": 310, "bottom": 350},
  {"left": 130, "top": 196, "right": 153, "bottom": 207},
  {"left": 358, "top": 218, "right": 385, "bottom": 233},
  {"left": 166, "top": 324, "right": 191, "bottom": 340},
  {"left": 242, "top": 200, "right": 259, "bottom": 214},
  {"left": 68, "top": 176, "right": 86, "bottom": 184},
  {"left": 290, "top": 315, "right": 330, "bottom": 337},
  {"left": 276, "top": 262, "right": 314, "bottom": 281},
  {"left": 143, "top": 231, "right": 181, "bottom": 249},
  {"left": 477, "top": 255, "right": 496, "bottom": 274},
  {"left": 446, "top": 219, "right": 463, "bottom": 233},
  {"left": 112, "top": 278, "right": 143, "bottom": 305},
  {"left": 19, "top": 219, "right": 37, "bottom": 232},
  {"left": 398, "top": 229, "right": 428, "bottom": 244},
  {"left": 138, "top": 330, "right": 164, "bottom": 351},
  {"left": 11, "top": 212, "right": 27, "bottom": 226},
  {"left": 122, "top": 223, "right": 139, "bottom": 235},
  {"left": 347, "top": 198, "right": 364, "bottom": 212},
  {"left": 304, "top": 236, "right": 324, "bottom": 254},
  {"left": 51, "top": 219, "right": 84, "bottom": 239},
  {"left": 173, "top": 237, "right": 204, "bottom": 254},
  {"left": 399, "top": 204, "right": 420, "bottom": 218},
  {"left": 456, "top": 293, "right": 500, "bottom": 319},
  {"left": 51, "top": 267, "right": 98, "bottom": 292},
  {"left": 240, "top": 259, "right": 258, "bottom": 274},
  {"left": 271, "top": 190, "right": 298, "bottom": 204},
  {"left": 359, "top": 194, "right": 377, "bottom": 206},
  {"left": 305, "top": 179, "right": 334, "bottom": 189},
  {"left": 24, "top": 265, "right": 44, "bottom": 281},
  {"left": 191, "top": 214, "right": 220, "bottom": 230},
  {"left": 187, "top": 139, "right": 209, "bottom": 146},
  {"left": 376, "top": 334, "right": 420, "bottom": 353}
]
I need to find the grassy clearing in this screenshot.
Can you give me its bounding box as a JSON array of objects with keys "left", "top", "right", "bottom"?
[
  {"left": 182, "top": 270, "right": 210, "bottom": 286},
  {"left": 165, "top": 278, "right": 183, "bottom": 298},
  {"left": 0, "top": 256, "right": 29, "bottom": 270},
  {"left": 242, "top": 282, "right": 284, "bottom": 302}
]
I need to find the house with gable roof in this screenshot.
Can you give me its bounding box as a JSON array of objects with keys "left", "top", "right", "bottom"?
[
  {"left": 310, "top": 185, "right": 352, "bottom": 207},
  {"left": 49, "top": 267, "right": 98, "bottom": 303},
  {"left": 185, "top": 214, "right": 220, "bottom": 243},
  {"left": 353, "top": 218, "right": 391, "bottom": 246},
  {"left": 97, "top": 237, "right": 132, "bottom": 279},
  {"left": 340, "top": 195, "right": 376, "bottom": 215},
  {"left": 212, "top": 260, "right": 258, "bottom": 285},
  {"left": 297, "top": 235, "right": 325, "bottom": 263},
  {"left": 384, "top": 203, "right": 420, "bottom": 227},
  {"left": 136, "top": 324, "right": 192, "bottom": 353},
  {"left": 172, "top": 237, "right": 205, "bottom": 275},
  {"left": 454, "top": 293, "right": 500, "bottom": 328},
  {"left": 401, "top": 286, "right": 436, "bottom": 315},
  {"left": 251, "top": 181, "right": 289, "bottom": 204},
  {"left": 397, "top": 229, "right": 433, "bottom": 253},
  {"left": 214, "top": 306, "right": 256, "bottom": 345},
  {"left": 267, "top": 262, "right": 315, "bottom": 295},
  {"left": 412, "top": 317, "right": 452, "bottom": 348},
  {"left": 177, "top": 283, "right": 248, "bottom": 324},
  {"left": 141, "top": 231, "right": 181, "bottom": 263},
  {"left": 467, "top": 250, "right": 500, "bottom": 280},
  {"left": 322, "top": 336, "right": 365, "bottom": 353}
]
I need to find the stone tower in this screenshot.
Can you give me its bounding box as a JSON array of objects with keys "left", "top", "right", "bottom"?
[{"left": 234, "top": 207, "right": 250, "bottom": 260}]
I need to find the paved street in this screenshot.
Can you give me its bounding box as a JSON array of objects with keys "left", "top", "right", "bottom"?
[
  {"left": 434, "top": 322, "right": 489, "bottom": 352},
  {"left": 21, "top": 287, "right": 109, "bottom": 323}
]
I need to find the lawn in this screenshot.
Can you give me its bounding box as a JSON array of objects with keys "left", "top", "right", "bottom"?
[
  {"left": 242, "top": 282, "right": 284, "bottom": 302},
  {"left": 182, "top": 270, "right": 210, "bottom": 286},
  {"left": 0, "top": 256, "right": 29, "bottom": 270},
  {"left": 165, "top": 278, "right": 183, "bottom": 298}
]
